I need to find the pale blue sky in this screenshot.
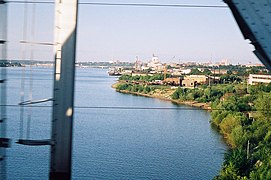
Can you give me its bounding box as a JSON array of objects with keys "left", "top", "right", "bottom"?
[{"left": 7, "top": 0, "right": 260, "bottom": 64}]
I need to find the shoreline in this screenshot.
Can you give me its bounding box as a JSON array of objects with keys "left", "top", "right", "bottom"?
[{"left": 112, "top": 82, "right": 211, "bottom": 111}]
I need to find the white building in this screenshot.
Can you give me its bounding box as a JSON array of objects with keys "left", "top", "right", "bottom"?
[
  {"left": 180, "top": 69, "right": 191, "bottom": 74},
  {"left": 248, "top": 74, "right": 271, "bottom": 85},
  {"left": 134, "top": 58, "right": 142, "bottom": 71},
  {"left": 220, "top": 59, "right": 230, "bottom": 66},
  {"left": 147, "top": 54, "right": 163, "bottom": 71}
]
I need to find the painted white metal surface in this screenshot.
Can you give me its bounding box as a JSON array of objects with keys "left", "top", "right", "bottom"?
[
  {"left": 50, "top": 0, "right": 78, "bottom": 179},
  {"left": 224, "top": 0, "right": 271, "bottom": 70},
  {"left": 0, "top": 1, "right": 8, "bottom": 179}
]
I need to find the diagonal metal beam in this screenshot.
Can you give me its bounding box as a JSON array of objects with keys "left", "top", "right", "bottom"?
[{"left": 224, "top": 0, "right": 271, "bottom": 70}]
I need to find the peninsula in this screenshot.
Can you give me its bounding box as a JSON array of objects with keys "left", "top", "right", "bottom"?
[
  {"left": 112, "top": 81, "right": 211, "bottom": 110},
  {"left": 112, "top": 64, "right": 271, "bottom": 179}
]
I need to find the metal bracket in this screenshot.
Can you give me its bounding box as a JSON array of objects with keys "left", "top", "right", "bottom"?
[
  {"left": 0, "top": 138, "right": 11, "bottom": 148},
  {"left": 20, "top": 40, "right": 55, "bottom": 46},
  {"left": 19, "top": 98, "right": 53, "bottom": 106},
  {"left": 0, "top": 0, "right": 6, "bottom": 4},
  {"left": 0, "top": 40, "right": 6, "bottom": 44},
  {"left": 17, "top": 139, "right": 53, "bottom": 146}
]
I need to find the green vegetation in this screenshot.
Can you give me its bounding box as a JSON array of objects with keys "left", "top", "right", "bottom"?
[
  {"left": 220, "top": 74, "right": 242, "bottom": 84},
  {"left": 170, "top": 82, "right": 271, "bottom": 179},
  {"left": 185, "top": 64, "right": 270, "bottom": 76},
  {"left": 116, "top": 82, "right": 169, "bottom": 94},
  {"left": 116, "top": 71, "right": 271, "bottom": 179},
  {"left": 119, "top": 74, "right": 167, "bottom": 82},
  {"left": 210, "top": 85, "right": 271, "bottom": 179},
  {"left": 171, "top": 84, "right": 238, "bottom": 102},
  {"left": 116, "top": 74, "right": 174, "bottom": 94}
]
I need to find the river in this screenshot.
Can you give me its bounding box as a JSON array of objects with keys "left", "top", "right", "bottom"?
[{"left": 4, "top": 67, "right": 226, "bottom": 179}]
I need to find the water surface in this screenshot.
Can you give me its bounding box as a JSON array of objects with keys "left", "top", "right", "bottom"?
[{"left": 5, "top": 67, "right": 226, "bottom": 179}]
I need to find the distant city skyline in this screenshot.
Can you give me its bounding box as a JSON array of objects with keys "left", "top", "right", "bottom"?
[{"left": 6, "top": 0, "right": 260, "bottom": 64}]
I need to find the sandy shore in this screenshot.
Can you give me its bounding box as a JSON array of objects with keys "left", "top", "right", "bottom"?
[{"left": 112, "top": 82, "right": 211, "bottom": 111}]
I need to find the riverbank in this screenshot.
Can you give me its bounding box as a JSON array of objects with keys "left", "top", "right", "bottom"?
[
  {"left": 112, "top": 82, "right": 211, "bottom": 110},
  {"left": 112, "top": 75, "right": 271, "bottom": 179}
]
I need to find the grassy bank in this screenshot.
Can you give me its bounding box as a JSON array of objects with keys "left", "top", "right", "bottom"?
[
  {"left": 113, "top": 79, "right": 271, "bottom": 179},
  {"left": 112, "top": 82, "right": 211, "bottom": 110}
]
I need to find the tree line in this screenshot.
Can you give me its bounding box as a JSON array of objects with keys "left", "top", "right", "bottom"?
[{"left": 116, "top": 74, "right": 271, "bottom": 179}]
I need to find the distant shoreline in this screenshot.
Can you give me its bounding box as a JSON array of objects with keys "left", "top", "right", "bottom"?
[{"left": 112, "top": 82, "right": 211, "bottom": 111}]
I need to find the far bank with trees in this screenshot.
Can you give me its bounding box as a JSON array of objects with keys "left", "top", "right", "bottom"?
[{"left": 112, "top": 65, "right": 271, "bottom": 179}]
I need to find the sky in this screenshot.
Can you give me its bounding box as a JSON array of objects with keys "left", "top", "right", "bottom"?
[{"left": 6, "top": 0, "right": 261, "bottom": 64}]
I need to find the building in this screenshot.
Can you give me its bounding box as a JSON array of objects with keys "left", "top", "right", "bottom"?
[
  {"left": 182, "top": 75, "right": 208, "bottom": 88},
  {"left": 210, "top": 69, "right": 228, "bottom": 75},
  {"left": 147, "top": 54, "right": 162, "bottom": 69},
  {"left": 248, "top": 74, "right": 271, "bottom": 85},
  {"left": 182, "top": 78, "right": 198, "bottom": 88},
  {"left": 134, "top": 57, "right": 142, "bottom": 71},
  {"left": 220, "top": 59, "right": 230, "bottom": 66},
  {"left": 171, "top": 69, "right": 182, "bottom": 76},
  {"left": 245, "top": 63, "right": 265, "bottom": 68},
  {"left": 163, "top": 77, "right": 181, "bottom": 86},
  {"left": 181, "top": 75, "right": 219, "bottom": 88},
  {"left": 180, "top": 68, "right": 191, "bottom": 74}
]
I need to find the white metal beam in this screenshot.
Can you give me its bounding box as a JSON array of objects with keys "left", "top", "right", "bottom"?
[
  {"left": 0, "top": 1, "right": 8, "bottom": 180},
  {"left": 50, "top": 0, "right": 78, "bottom": 179}
]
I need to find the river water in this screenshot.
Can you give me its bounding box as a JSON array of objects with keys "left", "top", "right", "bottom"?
[{"left": 4, "top": 67, "right": 226, "bottom": 179}]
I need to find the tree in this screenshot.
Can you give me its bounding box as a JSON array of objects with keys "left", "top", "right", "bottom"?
[
  {"left": 203, "top": 69, "right": 212, "bottom": 75},
  {"left": 116, "top": 83, "right": 130, "bottom": 90},
  {"left": 216, "top": 162, "right": 242, "bottom": 180},
  {"left": 190, "top": 68, "right": 202, "bottom": 75},
  {"left": 171, "top": 87, "right": 183, "bottom": 100},
  {"left": 254, "top": 92, "right": 271, "bottom": 121},
  {"left": 219, "top": 114, "right": 242, "bottom": 137},
  {"left": 143, "top": 86, "right": 151, "bottom": 93}
]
